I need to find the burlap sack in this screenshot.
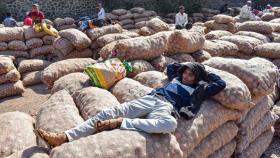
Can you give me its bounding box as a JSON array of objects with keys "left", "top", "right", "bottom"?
[
  {"left": 110, "top": 78, "right": 153, "bottom": 103},
  {"left": 22, "top": 71, "right": 42, "bottom": 86},
  {"left": 174, "top": 99, "right": 241, "bottom": 157},
  {"left": 254, "top": 43, "right": 280, "bottom": 59},
  {"left": 261, "top": 13, "right": 276, "bottom": 21},
  {"left": 236, "top": 111, "right": 278, "bottom": 153},
  {"left": 0, "top": 57, "right": 15, "bottom": 74},
  {"left": 33, "top": 55, "right": 46, "bottom": 60},
  {"left": 0, "top": 27, "right": 24, "bottom": 42},
  {"left": 30, "top": 45, "right": 54, "bottom": 58},
  {"left": 112, "top": 9, "right": 128, "bottom": 16},
  {"left": 270, "top": 18, "right": 280, "bottom": 23},
  {"left": 0, "top": 112, "right": 36, "bottom": 158},
  {"left": 144, "top": 10, "right": 157, "bottom": 17},
  {"left": 24, "top": 27, "right": 47, "bottom": 40},
  {"left": 101, "top": 32, "right": 170, "bottom": 61},
  {"left": 273, "top": 59, "right": 280, "bottom": 69},
  {"left": 235, "top": 31, "right": 271, "bottom": 43},
  {"left": 98, "top": 41, "right": 117, "bottom": 60},
  {"left": 205, "top": 66, "right": 252, "bottom": 111},
  {"left": 0, "top": 42, "right": 7, "bottom": 51},
  {"left": 167, "top": 28, "right": 205, "bottom": 55},
  {"left": 50, "top": 130, "right": 182, "bottom": 158},
  {"left": 122, "top": 24, "right": 135, "bottom": 30},
  {"left": 130, "top": 7, "right": 145, "bottom": 14},
  {"left": 240, "top": 96, "right": 274, "bottom": 135},
  {"left": 51, "top": 72, "right": 91, "bottom": 95},
  {"left": 139, "top": 26, "right": 156, "bottom": 36},
  {"left": 150, "top": 56, "right": 177, "bottom": 72},
  {"left": 86, "top": 24, "right": 123, "bottom": 41},
  {"left": 54, "top": 18, "right": 65, "bottom": 27},
  {"left": 128, "top": 60, "right": 155, "bottom": 77},
  {"left": 119, "top": 19, "right": 134, "bottom": 26},
  {"left": 237, "top": 21, "right": 274, "bottom": 34},
  {"left": 122, "top": 31, "right": 139, "bottom": 38},
  {"left": 135, "top": 17, "right": 150, "bottom": 23},
  {"left": 96, "top": 33, "right": 131, "bottom": 48},
  {"left": 25, "top": 38, "right": 43, "bottom": 49},
  {"left": 270, "top": 23, "right": 280, "bottom": 33},
  {"left": 18, "top": 59, "right": 51, "bottom": 74},
  {"left": 134, "top": 71, "right": 169, "bottom": 89},
  {"left": 133, "top": 13, "right": 148, "bottom": 19},
  {"left": 204, "top": 21, "right": 235, "bottom": 32},
  {"left": 59, "top": 29, "right": 91, "bottom": 50},
  {"left": 0, "top": 69, "right": 20, "bottom": 84},
  {"left": 64, "top": 17, "right": 75, "bottom": 25},
  {"left": 191, "top": 50, "right": 212, "bottom": 63},
  {"left": 203, "top": 57, "right": 278, "bottom": 98},
  {"left": 41, "top": 58, "right": 96, "bottom": 88},
  {"left": 268, "top": 86, "right": 280, "bottom": 102},
  {"left": 146, "top": 18, "right": 170, "bottom": 32},
  {"left": 56, "top": 49, "right": 93, "bottom": 60},
  {"left": 205, "top": 30, "right": 233, "bottom": 40},
  {"left": 35, "top": 90, "right": 84, "bottom": 147},
  {"left": 273, "top": 33, "right": 280, "bottom": 42},
  {"left": 213, "top": 14, "right": 236, "bottom": 24},
  {"left": 203, "top": 40, "right": 239, "bottom": 56},
  {"left": 135, "top": 21, "right": 147, "bottom": 29},
  {"left": 118, "top": 12, "right": 134, "bottom": 20},
  {"left": 219, "top": 35, "right": 263, "bottom": 54},
  {"left": 53, "top": 37, "right": 74, "bottom": 56},
  {"left": 106, "top": 13, "right": 119, "bottom": 20},
  {"left": 169, "top": 54, "right": 195, "bottom": 63},
  {"left": 208, "top": 140, "right": 236, "bottom": 158},
  {"left": 0, "top": 50, "right": 29, "bottom": 58},
  {"left": 6, "top": 146, "right": 49, "bottom": 158},
  {"left": 0, "top": 81, "right": 25, "bottom": 99},
  {"left": 188, "top": 122, "right": 238, "bottom": 158},
  {"left": 72, "top": 87, "right": 120, "bottom": 119},
  {"left": 238, "top": 127, "right": 274, "bottom": 158},
  {"left": 57, "top": 24, "right": 77, "bottom": 31},
  {"left": 8, "top": 40, "right": 27, "bottom": 51}
]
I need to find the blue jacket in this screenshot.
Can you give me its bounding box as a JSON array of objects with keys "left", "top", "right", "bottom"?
[{"left": 152, "top": 63, "right": 226, "bottom": 119}]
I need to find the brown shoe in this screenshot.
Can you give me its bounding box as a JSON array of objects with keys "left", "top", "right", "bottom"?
[
  {"left": 96, "top": 117, "right": 123, "bottom": 132},
  {"left": 34, "top": 129, "right": 68, "bottom": 148}
]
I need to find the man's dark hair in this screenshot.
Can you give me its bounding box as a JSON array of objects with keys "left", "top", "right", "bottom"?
[
  {"left": 6, "top": 13, "right": 11, "bottom": 17},
  {"left": 179, "top": 6, "right": 185, "bottom": 10}
]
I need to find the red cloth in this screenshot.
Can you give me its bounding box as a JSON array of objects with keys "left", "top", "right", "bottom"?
[
  {"left": 24, "top": 17, "right": 33, "bottom": 26},
  {"left": 29, "top": 11, "right": 45, "bottom": 22}
]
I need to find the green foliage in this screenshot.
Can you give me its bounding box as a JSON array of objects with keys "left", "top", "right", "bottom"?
[
  {"left": 182, "top": 0, "right": 202, "bottom": 14},
  {"left": 157, "top": 0, "right": 179, "bottom": 13}
]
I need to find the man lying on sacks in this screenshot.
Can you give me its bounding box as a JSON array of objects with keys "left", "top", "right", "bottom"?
[{"left": 34, "top": 62, "right": 226, "bottom": 148}]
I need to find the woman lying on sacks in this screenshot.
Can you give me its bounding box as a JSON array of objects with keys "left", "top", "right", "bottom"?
[{"left": 34, "top": 62, "right": 226, "bottom": 147}]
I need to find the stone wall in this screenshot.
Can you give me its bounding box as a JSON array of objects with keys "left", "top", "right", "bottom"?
[
  {"left": 1, "top": 0, "right": 99, "bottom": 21},
  {"left": 1, "top": 0, "right": 280, "bottom": 22}
]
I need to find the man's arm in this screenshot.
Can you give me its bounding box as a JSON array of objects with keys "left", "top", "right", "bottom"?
[{"left": 204, "top": 73, "right": 226, "bottom": 98}]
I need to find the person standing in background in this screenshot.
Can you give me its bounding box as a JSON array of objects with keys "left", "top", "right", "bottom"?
[
  {"left": 97, "top": 3, "right": 105, "bottom": 27},
  {"left": 28, "top": 4, "right": 45, "bottom": 24},
  {"left": 3, "top": 13, "right": 18, "bottom": 27}
]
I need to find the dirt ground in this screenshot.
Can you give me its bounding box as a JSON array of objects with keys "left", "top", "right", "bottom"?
[{"left": 0, "top": 83, "right": 279, "bottom": 157}]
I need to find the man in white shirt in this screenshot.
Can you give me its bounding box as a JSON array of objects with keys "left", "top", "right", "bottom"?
[
  {"left": 175, "top": 6, "right": 192, "bottom": 30},
  {"left": 97, "top": 3, "right": 105, "bottom": 27},
  {"left": 240, "top": 1, "right": 256, "bottom": 21}
]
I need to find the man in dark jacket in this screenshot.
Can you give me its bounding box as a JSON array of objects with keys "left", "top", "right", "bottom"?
[{"left": 34, "top": 62, "right": 226, "bottom": 147}]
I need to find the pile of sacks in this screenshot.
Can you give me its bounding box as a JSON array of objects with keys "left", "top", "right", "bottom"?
[
  {"left": 203, "top": 57, "right": 279, "bottom": 158},
  {"left": 273, "top": 100, "right": 280, "bottom": 137},
  {"left": 0, "top": 26, "right": 57, "bottom": 64},
  {"left": 0, "top": 56, "right": 24, "bottom": 99},
  {"left": 201, "top": 8, "right": 222, "bottom": 21},
  {"left": 106, "top": 7, "right": 157, "bottom": 30},
  {"left": 12, "top": 55, "right": 276, "bottom": 158},
  {"left": 17, "top": 59, "right": 51, "bottom": 87},
  {"left": 53, "top": 28, "right": 92, "bottom": 60},
  {"left": 53, "top": 17, "right": 76, "bottom": 31},
  {"left": 204, "top": 14, "right": 237, "bottom": 33}
]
